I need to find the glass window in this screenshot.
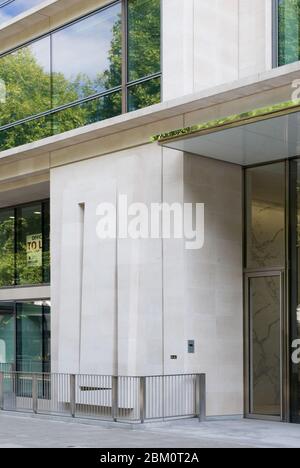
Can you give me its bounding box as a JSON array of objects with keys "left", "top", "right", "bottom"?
[
  {"left": 128, "top": 0, "right": 161, "bottom": 81},
  {"left": 52, "top": 91, "right": 122, "bottom": 135},
  {"left": 245, "top": 163, "right": 286, "bottom": 269},
  {"left": 127, "top": 76, "right": 160, "bottom": 111},
  {"left": 16, "top": 203, "right": 43, "bottom": 285},
  {"left": 0, "top": 37, "right": 51, "bottom": 127},
  {"left": 0, "top": 208, "right": 15, "bottom": 287},
  {"left": 0, "top": 0, "right": 45, "bottom": 26},
  {"left": 0, "top": 0, "right": 161, "bottom": 151},
  {"left": 52, "top": 4, "right": 122, "bottom": 107},
  {"left": 43, "top": 200, "right": 50, "bottom": 284},
  {"left": 16, "top": 301, "right": 50, "bottom": 373},
  {"left": 0, "top": 301, "right": 50, "bottom": 374},
  {"left": 0, "top": 38, "right": 51, "bottom": 126},
  {"left": 0, "top": 200, "right": 50, "bottom": 288},
  {"left": 0, "top": 115, "right": 52, "bottom": 151},
  {"left": 278, "top": 0, "right": 300, "bottom": 66}
]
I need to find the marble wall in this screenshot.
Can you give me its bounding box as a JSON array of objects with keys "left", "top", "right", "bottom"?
[
  {"left": 51, "top": 144, "right": 244, "bottom": 416},
  {"left": 163, "top": 0, "right": 273, "bottom": 100}
]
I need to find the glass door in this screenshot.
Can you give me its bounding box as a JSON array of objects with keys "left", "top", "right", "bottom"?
[
  {"left": 245, "top": 162, "right": 287, "bottom": 421},
  {"left": 246, "top": 272, "right": 283, "bottom": 419}
]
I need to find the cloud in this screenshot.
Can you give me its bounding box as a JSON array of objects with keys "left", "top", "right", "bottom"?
[
  {"left": 0, "top": 0, "right": 46, "bottom": 24},
  {"left": 52, "top": 7, "right": 120, "bottom": 81}
]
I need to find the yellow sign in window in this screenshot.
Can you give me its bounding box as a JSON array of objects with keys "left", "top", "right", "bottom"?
[{"left": 27, "top": 234, "right": 42, "bottom": 267}]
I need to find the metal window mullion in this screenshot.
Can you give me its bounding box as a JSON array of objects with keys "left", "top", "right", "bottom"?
[
  {"left": 122, "top": 0, "right": 128, "bottom": 114},
  {"left": 126, "top": 72, "right": 162, "bottom": 89},
  {"left": 272, "top": 0, "right": 279, "bottom": 68},
  {"left": 0, "top": 0, "right": 122, "bottom": 58},
  {"left": 0, "top": 0, "right": 15, "bottom": 9},
  {"left": 13, "top": 207, "right": 17, "bottom": 287},
  {"left": 0, "top": 86, "right": 122, "bottom": 133},
  {"left": 41, "top": 201, "right": 45, "bottom": 285},
  {"left": 15, "top": 302, "right": 20, "bottom": 371},
  {"left": 50, "top": 33, "right": 54, "bottom": 137}
]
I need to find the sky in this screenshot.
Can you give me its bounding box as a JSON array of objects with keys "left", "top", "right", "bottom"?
[
  {"left": 1, "top": 1, "right": 120, "bottom": 85},
  {"left": 0, "top": 0, "right": 46, "bottom": 25},
  {"left": 52, "top": 5, "right": 120, "bottom": 82}
]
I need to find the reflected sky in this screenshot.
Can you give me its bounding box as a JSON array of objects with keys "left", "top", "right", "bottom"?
[
  {"left": 52, "top": 3, "right": 121, "bottom": 105},
  {"left": 0, "top": 0, "right": 160, "bottom": 133},
  {"left": 0, "top": 0, "right": 45, "bottom": 25}
]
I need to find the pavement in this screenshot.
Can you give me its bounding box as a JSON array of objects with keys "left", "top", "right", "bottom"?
[{"left": 0, "top": 413, "right": 300, "bottom": 448}]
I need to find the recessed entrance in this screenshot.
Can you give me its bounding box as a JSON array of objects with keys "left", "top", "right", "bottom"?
[
  {"left": 244, "top": 162, "right": 287, "bottom": 420},
  {"left": 156, "top": 99, "right": 300, "bottom": 423}
]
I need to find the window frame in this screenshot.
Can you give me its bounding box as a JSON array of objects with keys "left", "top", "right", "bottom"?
[
  {"left": 0, "top": 0, "right": 162, "bottom": 136},
  {"left": 273, "top": 0, "right": 279, "bottom": 68},
  {"left": 0, "top": 199, "right": 50, "bottom": 289},
  {"left": 0, "top": 1, "right": 15, "bottom": 8}
]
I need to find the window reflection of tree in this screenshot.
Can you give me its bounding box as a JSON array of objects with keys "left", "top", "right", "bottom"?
[{"left": 0, "top": 0, "right": 161, "bottom": 150}]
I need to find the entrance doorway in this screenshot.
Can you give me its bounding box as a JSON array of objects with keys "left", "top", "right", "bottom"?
[{"left": 244, "top": 162, "right": 288, "bottom": 421}]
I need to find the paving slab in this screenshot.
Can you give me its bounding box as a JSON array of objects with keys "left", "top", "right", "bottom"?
[{"left": 0, "top": 413, "right": 299, "bottom": 448}]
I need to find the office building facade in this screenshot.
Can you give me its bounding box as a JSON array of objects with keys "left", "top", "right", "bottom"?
[{"left": 1, "top": 0, "right": 300, "bottom": 422}]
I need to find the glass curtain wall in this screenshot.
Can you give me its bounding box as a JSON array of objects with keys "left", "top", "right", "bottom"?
[
  {"left": 0, "top": 200, "right": 50, "bottom": 288},
  {"left": 0, "top": 0, "right": 45, "bottom": 26},
  {"left": 0, "top": 0, "right": 161, "bottom": 150}
]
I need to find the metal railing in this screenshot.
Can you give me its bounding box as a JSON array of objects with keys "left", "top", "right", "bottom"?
[{"left": 0, "top": 371, "right": 206, "bottom": 424}]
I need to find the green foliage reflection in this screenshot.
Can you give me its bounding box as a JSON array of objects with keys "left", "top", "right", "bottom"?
[
  {"left": 278, "top": 0, "right": 300, "bottom": 66},
  {"left": 0, "top": 0, "right": 161, "bottom": 151}
]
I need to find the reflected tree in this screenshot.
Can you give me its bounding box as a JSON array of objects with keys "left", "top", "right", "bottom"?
[
  {"left": 0, "top": 217, "right": 14, "bottom": 287},
  {"left": 0, "top": 0, "right": 161, "bottom": 150},
  {"left": 278, "top": 0, "right": 300, "bottom": 66}
]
